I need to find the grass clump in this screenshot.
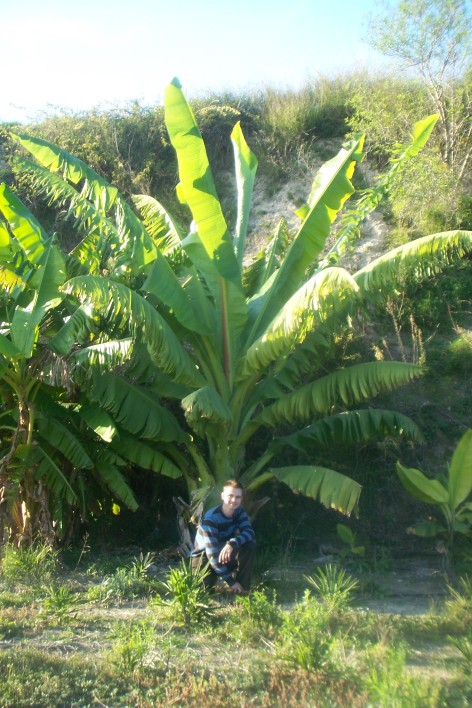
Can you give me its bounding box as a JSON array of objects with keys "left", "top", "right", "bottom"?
[{"left": 0, "top": 542, "right": 58, "bottom": 587}]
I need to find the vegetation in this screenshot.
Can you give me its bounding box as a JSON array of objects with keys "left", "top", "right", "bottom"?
[
  {"left": 396, "top": 428, "right": 472, "bottom": 560},
  {"left": 2, "top": 76, "right": 471, "bottom": 546},
  {"left": 0, "top": 545, "right": 471, "bottom": 706}
]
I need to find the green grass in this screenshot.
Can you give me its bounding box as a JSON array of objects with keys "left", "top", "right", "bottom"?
[{"left": 1, "top": 546, "right": 472, "bottom": 706}]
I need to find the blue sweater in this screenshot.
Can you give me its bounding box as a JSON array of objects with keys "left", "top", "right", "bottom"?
[{"left": 192, "top": 504, "right": 255, "bottom": 583}]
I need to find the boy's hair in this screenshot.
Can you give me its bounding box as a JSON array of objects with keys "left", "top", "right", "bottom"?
[{"left": 222, "top": 479, "right": 244, "bottom": 492}]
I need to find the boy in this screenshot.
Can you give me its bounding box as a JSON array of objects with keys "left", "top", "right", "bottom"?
[{"left": 191, "top": 480, "right": 256, "bottom": 594}]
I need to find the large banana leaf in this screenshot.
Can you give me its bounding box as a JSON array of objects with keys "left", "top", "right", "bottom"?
[
  {"left": 94, "top": 458, "right": 138, "bottom": 511},
  {"left": 115, "top": 436, "right": 182, "bottom": 478},
  {"left": 247, "top": 135, "right": 364, "bottom": 342},
  {"left": 251, "top": 465, "right": 361, "bottom": 515},
  {"left": 258, "top": 361, "right": 425, "bottom": 426},
  {"left": 182, "top": 386, "right": 233, "bottom": 437},
  {"left": 11, "top": 243, "right": 66, "bottom": 358},
  {"left": 15, "top": 443, "right": 77, "bottom": 505},
  {"left": 11, "top": 133, "right": 157, "bottom": 269},
  {"left": 133, "top": 194, "right": 184, "bottom": 253},
  {"left": 231, "top": 121, "right": 258, "bottom": 267},
  {"left": 49, "top": 303, "right": 96, "bottom": 355},
  {"left": 37, "top": 417, "right": 94, "bottom": 469},
  {"left": 84, "top": 371, "right": 186, "bottom": 443},
  {"left": 76, "top": 403, "right": 118, "bottom": 443},
  {"left": 142, "top": 251, "right": 212, "bottom": 335},
  {"left": 242, "top": 267, "right": 358, "bottom": 378},
  {"left": 164, "top": 79, "right": 240, "bottom": 286},
  {"left": 319, "top": 115, "right": 439, "bottom": 270},
  {"left": 63, "top": 275, "right": 204, "bottom": 388},
  {"left": 0, "top": 183, "right": 48, "bottom": 264},
  {"left": 354, "top": 230, "right": 472, "bottom": 292},
  {"left": 277, "top": 409, "right": 424, "bottom": 451},
  {"left": 449, "top": 429, "right": 472, "bottom": 509},
  {"left": 396, "top": 461, "right": 449, "bottom": 504}
]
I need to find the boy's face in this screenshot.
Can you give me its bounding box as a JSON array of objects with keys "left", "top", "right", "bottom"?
[{"left": 221, "top": 485, "right": 243, "bottom": 516}]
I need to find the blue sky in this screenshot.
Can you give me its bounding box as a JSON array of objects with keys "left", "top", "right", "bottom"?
[{"left": 2, "top": 0, "right": 387, "bottom": 123}]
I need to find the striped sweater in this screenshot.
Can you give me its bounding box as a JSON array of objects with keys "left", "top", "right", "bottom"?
[{"left": 192, "top": 504, "right": 255, "bottom": 582}]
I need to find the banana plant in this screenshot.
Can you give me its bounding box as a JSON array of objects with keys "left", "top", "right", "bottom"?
[
  {"left": 0, "top": 185, "right": 143, "bottom": 545},
  {"left": 6, "top": 79, "right": 472, "bottom": 530},
  {"left": 396, "top": 429, "right": 472, "bottom": 553}
]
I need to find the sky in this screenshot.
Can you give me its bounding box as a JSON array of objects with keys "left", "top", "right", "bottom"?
[{"left": 1, "top": 0, "right": 388, "bottom": 124}]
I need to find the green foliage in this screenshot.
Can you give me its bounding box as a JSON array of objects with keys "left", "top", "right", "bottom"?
[
  {"left": 304, "top": 563, "right": 359, "bottom": 613},
  {"left": 365, "top": 643, "right": 441, "bottom": 707},
  {"left": 155, "top": 557, "right": 214, "bottom": 626},
  {"left": 42, "top": 583, "right": 80, "bottom": 622},
  {"left": 232, "top": 588, "right": 282, "bottom": 642},
  {"left": 86, "top": 554, "right": 157, "bottom": 605},
  {"left": 397, "top": 429, "right": 472, "bottom": 556},
  {"left": 3, "top": 78, "right": 472, "bottom": 545},
  {"left": 0, "top": 543, "right": 58, "bottom": 586},
  {"left": 278, "top": 592, "right": 335, "bottom": 670}
]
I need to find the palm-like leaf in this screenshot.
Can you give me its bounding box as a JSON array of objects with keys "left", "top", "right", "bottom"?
[
  {"left": 84, "top": 371, "right": 186, "bottom": 443},
  {"left": 249, "top": 465, "right": 361, "bottom": 515},
  {"left": 258, "top": 361, "right": 425, "bottom": 426},
  {"left": 247, "top": 135, "right": 364, "bottom": 341},
  {"left": 242, "top": 267, "right": 358, "bottom": 378},
  {"left": 354, "top": 230, "right": 472, "bottom": 292},
  {"left": 277, "top": 409, "right": 424, "bottom": 450},
  {"left": 63, "top": 275, "right": 204, "bottom": 388}
]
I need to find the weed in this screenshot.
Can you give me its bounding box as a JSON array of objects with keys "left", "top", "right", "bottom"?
[
  {"left": 107, "top": 618, "right": 167, "bottom": 674},
  {"left": 365, "top": 643, "right": 441, "bottom": 707},
  {"left": 86, "top": 553, "right": 157, "bottom": 605},
  {"left": 0, "top": 543, "right": 58, "bottom": 587},
  {"left": 42, "top": 583, "right": 81, "bottom": 622},
  {"left": 231, "top": 588, "right": 282, "bottom": 643},
  {"left": 153, "top": 557, "right": 214, "bottom": 626},
  {"left": 304, "top": 563, "right": 359, "bottom": 614}
]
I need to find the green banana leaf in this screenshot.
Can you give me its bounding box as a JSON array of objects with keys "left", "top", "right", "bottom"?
[
  {"left": 115, "top": 436, "right": 182, "bottom": 479},
  {"left": 258, "top": 361, "right": 425, "bottom": 426},
  {"left": 247, "top": 135, "right": 364, "bottom": 341},
  {"left": 133, "top": 193, "right": 185, "bottom": 253},
  {"left": 355, "top": 231, "right": 472, "bottom": 292},
  {"left": 262, "top": 465, "right": 361, "bottom": 515},
  {"left": 278, "top": 409, "right": 424, "bottom": 450},
  {"left": 77, "top": 403, "right": 118, "bottom": 443},
  {"left": 396, "top": 461, "right": 449, "bottom": 504},
  {"left": 242, "top": 267, "right": 358, "bottom": 378},
  {"left": 85, "top": 371, "right": 186, "bottom": 443},
  {"left": 11, "top": 243, "right": 66, "bottom": 358},
  {"left": 94, "top": 459, "right": 138, "bottom": 511},
  {"left": 12, "top": 133, "right": 157, "bottom": 269},
  {"left": 164, "top": 78, "right": 240, "bottom": 286},
  {"left": 182, "top": 386, "right": 233, "bottom": 437},
  {"left": 0, "top": 183, "right": 48, "bottom": 264},
  {"left": 37, "top": 417, "right": 94, "bottom": 469},
  {"left": 449, "top": 429, "right": 472, "bottom": 509},
  {"left": 143, "top": 251, "right": 211, "bottom": 335},
  {"left": 231, "top": 121, "right": 258, "bottom": 267},
  {"left": 63, "top": 275, "right": 204, "bottom": 388}
]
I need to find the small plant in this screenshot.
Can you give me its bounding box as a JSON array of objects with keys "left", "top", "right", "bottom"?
[
  {"left": 155, "top": 558, "right": 213, "bottom": 626},
  {"left": 304, "top": 563, "right": 359, "bottom": 614},
  {"left": 1, "top": 543, "right": 58, "bottom": 587},
  {"left": 444, "top": 574, "right": 472, "bottom": 626},
  {"left": 396, "top": 429, "right": 472, "bottom": 566},
  {"left": 86, "top": 556, "right": 156, "bottom": 605},
  {"left": 365, "top": 643, "right": 441, "bottom": 706},
  {"left": 107, "top": 619, "right": 166, "bottom": 674},
  {"left": 336, "top": 523, "right": 365, "bottom": 560},
  {"left": 278, "top": 591, "right": 335, "bottom": 671},
  {"left": 232, "top": 589, "right": 282, "bottom": 642},
  {"left": 42, "top": 583, "right": 81, "bottom": 622},
  {"left": 450, "top": 634, "right": 472, "bottom": 663}
]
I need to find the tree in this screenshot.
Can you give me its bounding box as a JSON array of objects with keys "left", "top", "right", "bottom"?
[
  {"left": 4, "top": 81, "right": 472, "bottom": 542},
  {"left": 0, "top": 184, "right": 146, "bottom": 546},
  {"left": 368, "top": 0, "right": 472, "bottom": 178}
]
